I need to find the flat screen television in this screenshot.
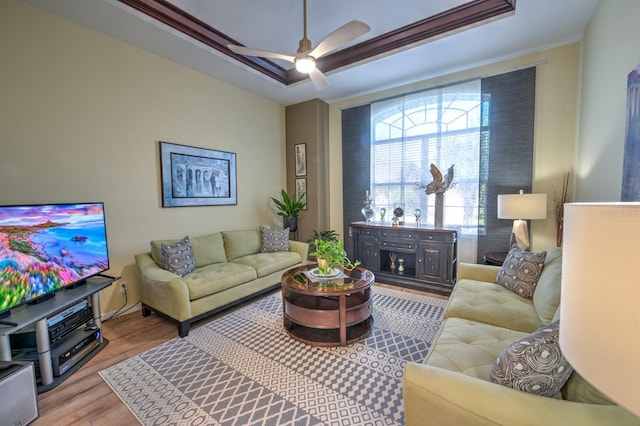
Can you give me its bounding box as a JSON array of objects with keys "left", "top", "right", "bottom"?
[{"left": 0, "top": 202, "right": 110, "bottom": 319}]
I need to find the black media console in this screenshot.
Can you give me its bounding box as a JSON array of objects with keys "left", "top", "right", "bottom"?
[{"left": 0, "top": 275, "right": 115, "bottom": 393}]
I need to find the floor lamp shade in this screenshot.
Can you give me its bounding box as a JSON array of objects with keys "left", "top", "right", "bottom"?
[
  {"left": 560, "top": 202, "right": 640, "bottom": 417},
  {"left": 497, "top": 191, "right": 547, "bottom": 250}
]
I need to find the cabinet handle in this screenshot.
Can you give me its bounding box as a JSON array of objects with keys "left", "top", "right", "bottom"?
[
  {"left": 418, "top": 258, "right": 422, "bottom": 262},
  {"left": 374, "top": 252, "right": 377, "bottom": 256}
]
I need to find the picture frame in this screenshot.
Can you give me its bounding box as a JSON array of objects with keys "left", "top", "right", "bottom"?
[
  {"left": 294, "top": 143, "right": 307, "bottom": 176},
  {"left": 159, "top": 141, "right": 237, "bottom": 207},
  {"left": 296, "top": 178, "right": 307, "bottom": 210}
]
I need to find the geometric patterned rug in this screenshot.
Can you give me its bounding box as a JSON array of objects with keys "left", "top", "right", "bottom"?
[{"left": 99, "top": 285, "right": 447, "bottom": 425}]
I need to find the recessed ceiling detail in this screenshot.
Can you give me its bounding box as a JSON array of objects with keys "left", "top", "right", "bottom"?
[{"left": 117, "top": 0, "right": 516, "bottom": 86}]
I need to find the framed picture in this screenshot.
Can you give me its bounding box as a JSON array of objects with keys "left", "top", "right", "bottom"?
[
  {"left": 159, "top": 141, "right": 237, "bottom": 207},
  {"left": 296, "top": 178, "right": 307, "bottom": 210},
  {"left": 294, "top": 143, "right": 307, "bottom": 176}
]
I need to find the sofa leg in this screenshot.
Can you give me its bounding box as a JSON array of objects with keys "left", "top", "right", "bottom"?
[
  {"left": 141, "top": 304, "right": 151, "bottom": 317},
  {"left": 178, "top": 322, "right": 190, "bottom": 338}
]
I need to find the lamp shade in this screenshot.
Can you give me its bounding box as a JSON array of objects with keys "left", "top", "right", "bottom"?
[
  {"left": 560, "top": 202, "right": 640, "bottom": 417},
  {"left": 497, "top": 191, "right": 547, "bottom": 220}
]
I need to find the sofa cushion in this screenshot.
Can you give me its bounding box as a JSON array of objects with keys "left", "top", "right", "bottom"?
[
  {"left": 260, "top": 226, "right": 290, "bottom": 253},
  {"left": 182, "top": 262, "right": 257, "bottom": 300},
  {"left": 151, "top": 232, "right": 227, "bottom": 268},
  {"left": 489, "top": 321, "right": 573, "bottom": 397},
  {"left": 151, "top": 237, "right": 180, "bottom": 267},
  {"left": 532, "top": 247, "right": 562, "bottom": 325},
  {"left": 425, "top": 318, "right": 528, "bottom": 381},
  {"left": 189, "top": 233, "right": 227, "bottom": 267},
  {"left": 161, "top": 236, "right": 196, "bottom": 277},
  {"left": 444, "top": 280, "right": 543, "bottom": 333},
  {"left": 232, "top": 251, "right": 301, "bottom": 278},
  {"left": 223, "top": 229, "right": 261, "bottom": 261},
  {"left": 495, "top": 248, "right": 547, "bottom": 299}
]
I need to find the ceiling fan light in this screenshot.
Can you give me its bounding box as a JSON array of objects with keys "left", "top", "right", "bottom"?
[{"left": 295, "top": 56, "right": 316, "bottom": 73}]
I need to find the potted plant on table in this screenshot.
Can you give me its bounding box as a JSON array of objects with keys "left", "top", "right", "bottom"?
[
  {"left": 271, "top": 189, "right": 306, "bottom": 232},
  {"left": 306, "top": 229, "right": 339, "bottom": 259},
  {"left": 310, "top": 239, "right": 360, "bottom": 276}
]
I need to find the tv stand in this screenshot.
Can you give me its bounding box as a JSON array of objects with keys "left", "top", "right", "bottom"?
[{"left": 0, "top": 276, "right": 115, "bottom": 393}]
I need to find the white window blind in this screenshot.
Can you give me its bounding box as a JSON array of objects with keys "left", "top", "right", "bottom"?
[{"left": 370, "top": 80, "right": 482, "bottom": 260}]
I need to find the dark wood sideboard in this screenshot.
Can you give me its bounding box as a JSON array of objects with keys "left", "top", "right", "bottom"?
[{"left": 349, "top": 221, "right": 458, "bottom": 296}]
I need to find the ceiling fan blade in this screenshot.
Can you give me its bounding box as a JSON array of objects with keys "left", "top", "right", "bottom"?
[
  {"left": 227, "top": 44, "right": 295, "bottom": 63},
  {"left": 309, "top": 20, "right": 370, "bottom": 59},
  {"left": 308, "top": 68, "right": 329, "bottom": 90}
]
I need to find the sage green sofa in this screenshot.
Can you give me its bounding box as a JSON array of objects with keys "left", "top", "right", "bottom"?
[
  {"left": 135, "top": 228, "right": 308, "bottom": 337},
  {"left": 403, "top": 247, "right": 640, "bottom": 425}
]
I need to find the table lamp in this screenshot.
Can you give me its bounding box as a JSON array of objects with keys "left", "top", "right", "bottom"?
[
  {"left": 497, "top": 190, "right": 547, "bottom": 250},
  {"left": 560, "top": 202, "right": 640, "bottom": 417}
]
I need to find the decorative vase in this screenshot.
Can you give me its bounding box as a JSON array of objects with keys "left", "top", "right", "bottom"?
[
  {"left": 283, "top": 216, "right": 298, "bottom": 232},
  {"left": 434, "top": 193, "right": 444, "bottom": 229},
  {"left": 361, "top": 190, "right": 374, "bottom": 223}
]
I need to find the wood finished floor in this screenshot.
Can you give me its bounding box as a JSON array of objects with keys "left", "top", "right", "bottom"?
[{"left": 32, "top": 284, "right": 446, "bottom": 425}]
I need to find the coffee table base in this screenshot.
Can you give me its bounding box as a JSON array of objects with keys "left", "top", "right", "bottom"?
[
  {"left": 281, "top": 269, "right": 375, "bottom": 347},
  {"left": 284, "top": 316, "right": 374, "bottom": 347}
]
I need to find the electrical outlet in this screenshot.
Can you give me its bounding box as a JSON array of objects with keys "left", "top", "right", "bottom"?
[{"left": 120, "top": 282, "right": 127, "bottom": 293}]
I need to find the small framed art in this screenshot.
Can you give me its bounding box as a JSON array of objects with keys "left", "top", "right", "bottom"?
[
  {"left": 294, "top": 143, "right": 307, "bottom": 176},
  {"left": 296, "top": 178, "right": 307, "bottom": 210}
]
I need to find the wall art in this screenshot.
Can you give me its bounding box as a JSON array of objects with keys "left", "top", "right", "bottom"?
[
  {"left": 295, "top": 143, "right": 307, "bottom": 176},
  {"left": 159, "top": 141, "right": 237, "bottom": 207},
  {"left": 295, "top": 178, "right": 307, "bottom": 210}
]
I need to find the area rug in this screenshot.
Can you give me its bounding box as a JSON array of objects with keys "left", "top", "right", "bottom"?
[{"left": 99, "top": 285, "right": 447, "bottom": 425}]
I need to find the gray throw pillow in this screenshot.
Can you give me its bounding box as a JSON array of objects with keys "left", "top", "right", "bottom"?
[
  {"left": 489, "top": 321, "right": 573, "bottom": 397},
  {"left": 495, "top": 248, "right": 547, "bottom": 299},
  {"left": 161, "top": 236, "right": 196, "bottom": 276},
  {"left": 260, "top": 226, "right": 290, "bottom": 252}
]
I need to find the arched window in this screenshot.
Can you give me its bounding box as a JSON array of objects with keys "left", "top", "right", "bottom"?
[{"left": 370, "top": 80, "right": 485, "bottom": 235}]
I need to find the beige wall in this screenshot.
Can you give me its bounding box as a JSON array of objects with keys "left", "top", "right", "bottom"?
[
  {"left": 0, "top": 1, "right": 286, "bottom": 314},
  {"left": 328, "top": 44, "right": 581, "bottom": 253},
  {"left": 575, "top": 0, "right": 640, "bottom": 201}
]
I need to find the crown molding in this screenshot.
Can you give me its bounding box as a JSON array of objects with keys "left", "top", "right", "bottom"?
[{"left": 117, "top": 0, "right": 516, "bottom": 86}]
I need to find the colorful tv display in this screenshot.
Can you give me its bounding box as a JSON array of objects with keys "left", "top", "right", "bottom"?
[{"left": 0, "top": 202, "right": 110, "bottom": 317}]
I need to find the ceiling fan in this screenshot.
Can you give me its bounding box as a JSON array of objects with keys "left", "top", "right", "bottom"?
[{"left": 227, "top": 0, "right": 370, "bottom": 90}]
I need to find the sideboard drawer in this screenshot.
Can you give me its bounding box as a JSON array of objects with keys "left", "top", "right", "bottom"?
[
  {"left": 419, "top": 233, "right": 445, "bottom": 242},
  {"left": 380, "top": 240, "right": 416, "bottom": 250},
  {"left": 381, "top": 230, "right": 416, "bottom": 240},
  {"left": 360, "top": 228, "right": 380, "bottom": 237}
]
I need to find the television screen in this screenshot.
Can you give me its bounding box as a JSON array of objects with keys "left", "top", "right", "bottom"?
[{"left": 0, "top": 202, "right": 110, "bottom": 317}]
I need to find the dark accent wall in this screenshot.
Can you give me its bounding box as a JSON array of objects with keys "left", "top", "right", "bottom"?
[
  {"left": 478, "top": 67, "right": 537, "bottom": 261},
  {"left": 342, "top": 104, "right": 371, "bottom": 258}
]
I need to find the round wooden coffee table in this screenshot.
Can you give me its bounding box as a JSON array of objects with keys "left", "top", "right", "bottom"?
[{"left": 281, "top": 264, "right": 375, "bottom": 347}]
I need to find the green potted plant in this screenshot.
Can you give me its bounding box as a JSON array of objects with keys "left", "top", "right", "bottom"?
[
  {"left": 306, "top": 229, "right": 339, "bottom": 257},
  {"left": 310, "top": 239, "right": 360, "bottom": 276},
  {"left": 271, "top": 189, "right": 306, "bottom": 232}
]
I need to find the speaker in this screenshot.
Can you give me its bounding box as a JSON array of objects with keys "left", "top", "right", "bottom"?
[{"left": 0, "top": 361, "right": 39, "bottom": 425}]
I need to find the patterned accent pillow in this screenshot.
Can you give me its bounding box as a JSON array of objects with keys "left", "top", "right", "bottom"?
[
  {"left": 260, "top": 226, "right": 290, "bottom": 253},
  {"left": 161, "top": 236, "right": 196, "bottom": 276},
  {"left": 495, "top": 248, "right": 547, "bottom": 298},
  {"left": 489, "top": 321, "right": 573, "bottom": 397}
]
